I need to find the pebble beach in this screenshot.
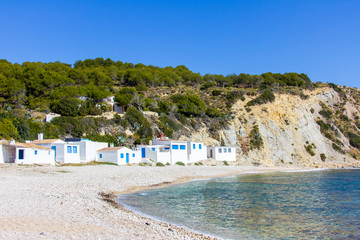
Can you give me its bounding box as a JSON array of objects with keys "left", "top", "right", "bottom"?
[{"left": 0, "top": 165, "right": 295, "bottom": 239}]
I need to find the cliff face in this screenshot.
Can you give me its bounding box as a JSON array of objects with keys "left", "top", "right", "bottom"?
[{"left": 185, "top": 87, "right": 360, "bottom": 168}]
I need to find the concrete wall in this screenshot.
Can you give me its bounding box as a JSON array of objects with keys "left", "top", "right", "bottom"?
[
  {"left": 15, "top": 148, "right": 55, "bottom": 165},
  {"left": 97, "top": 151, "right": 118, "bottom": 164},
  {"left": 169, "top": 143, "right": 188, "bottom": 164},
  {"left": 97, "top": 147, "right": 141, "bottom": 165},
  {"left": 0, "top": 145, "right": 15, "bottom": 163}
]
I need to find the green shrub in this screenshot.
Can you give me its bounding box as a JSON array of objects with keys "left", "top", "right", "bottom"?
[
  {"left": 319, "top": 110, "right": 332, "bottom": 119},
  {"left": 206, "top": 108, "right": 225, "bottom": 118},
  {"left": 332, "top": 143, "right": 343, "bottom": 153},
  {"left": 310, "top": 108, "right": 315, "bottom": 114},
  {"left": 247, "top": 89, "right": 275, "bottom": 106},
  {"left": 348, "top": 132, "right": 360, "bottom": 149},
  {"left": 165, "top": 162, "right": 170, "bottom": 165},
  {"left": 320, "top": 153, "right": 326, "bottom": 162},
  {"left": 212, "top": 89, "right": 223, "bottom": 96},
  {"left": 156, "top": 162, "right": 165, "bottom": 167},
  {"left": 175, "top": 161, "right": 185, "bottom": 166},
  {"left": 305, "top": 144, "right": 316, "bottom": 156},
  {"left": 170, "top": 94, "right": 206, "bottom": 117},
  {"left": 223, "top": 161, "right": 229, "bottom": 166}
]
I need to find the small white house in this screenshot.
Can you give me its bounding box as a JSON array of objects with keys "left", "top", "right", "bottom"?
[
  {"left": 207, "top": 146, "right": 237, "bottom": 161},
  {"left": 13, "top": 142, "right": 55, "bottom": 165},
  {"left": 152, "top": 139, "right": 188, "bottom": 164},
  {"left": 187, "top": 141, "right": 207, "bottom": 163},
  {"left": 32, "top": 139, "right": 80, "bottom": 164},
  {"left": 137, "top": 145, "right": 171, "bottom": 164},
  {"left": 65, "top": 138, "right": 108, "bottom": 163},
  {"left": 96, "top": 147, "right": 141, "bottom": 165}
]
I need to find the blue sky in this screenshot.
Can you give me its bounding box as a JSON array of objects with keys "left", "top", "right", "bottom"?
[{"left": 1, "top": 0, "right": 359, "bottom": 87}]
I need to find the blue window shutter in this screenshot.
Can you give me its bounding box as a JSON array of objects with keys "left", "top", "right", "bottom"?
[
  {"left": 180, "top": 145, "right": 186, "bottom": 150},
  {"left": 73, "top": 146, "right": 77, "bottom": 153},
  {"left": 121, "top": 153, "right": 124, "bottom": 158},
  {"left": 67, "top": 146, "right": 72, "bottom": 153},
  {"left": 132, "top": 153, "right": 135, "bottom": 157},
  {"left": 172, "top": 145, "right": 179, "bottom": 150},
  {"left": 100, "top": 154, "right": 102, "bottom": 158},
  {"left": 193, "top": 144, "right": 196, "bottom": 149},
  {"left": 199, "top": 144, "right": 202, "bottom": 149}
]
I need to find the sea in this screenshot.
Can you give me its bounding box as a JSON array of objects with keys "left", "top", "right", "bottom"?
[{"left": 117, "top": 169, "right": 360, "bottom": 240}]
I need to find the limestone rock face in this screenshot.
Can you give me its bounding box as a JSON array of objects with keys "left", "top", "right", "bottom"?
[{"left": 190, "top": 87, "right": 360, "bottom": 168}]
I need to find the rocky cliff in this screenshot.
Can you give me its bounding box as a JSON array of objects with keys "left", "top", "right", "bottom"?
[{"left": 181, "top": 87, "right": 360, "bottom": 168}]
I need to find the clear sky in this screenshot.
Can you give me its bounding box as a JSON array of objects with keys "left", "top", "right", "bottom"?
[{"left": 1, "top": 0, "right": 359, "bottom": 87}]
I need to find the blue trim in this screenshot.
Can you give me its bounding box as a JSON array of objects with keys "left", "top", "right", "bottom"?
[
  {"left": 199, "top": 144, "right": 202, "bottom": 149},
  {"left": 180, "top": 145, "right": 186, "bottom": 150},
  {"left": 35, "top": 150, "right": 38, "bottom": 155},
  {"left": 141, "top": 148, "right": 145, "bottom": 158},
  {"left": 132, "top": 153, "right": 135, "bottom": 157},
  {"left": 99, "top": 154, "right": 102, "bottom": 158},
  {"left": 193, "top": 144, "right": 196, "bottom": 149},
  {"left": 120, "top": 153, "right": 124, "bottom": 158},
  {"left": 73, "top": 146, "right": 77, "bottom": 154},
  {"left": 67, "top": 146, "right": 72, "bottom": 153}
]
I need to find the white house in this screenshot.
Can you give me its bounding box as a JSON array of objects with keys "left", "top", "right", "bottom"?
[
  {"left": 101, "top": 96, "right": 124, "bottom": 114},
  {"left": 32, "top": 139, "right": 81, "bottom": 164},
  {"left": 65, "top": 138, "right": 108, "bottom": 163},
  {"left": 207, "top": 146, "right": 237, "bottom": 161},
  {"left": 186, "top": 141, "right": 207, "bottom": 163},
  {"left": 151, "top": 139, "right": 189, "bottom": 164},
  {"left": 137, "top": 145, "right": 171, "bottom": 164},
  {"left": 12, "top": 142, "right": 55, "bottom": 165},
  {"left": 96, "top": 147, "right": 141, "bottom": 165}
]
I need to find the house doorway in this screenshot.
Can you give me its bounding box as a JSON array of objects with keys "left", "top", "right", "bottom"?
[
  {"left": 210, "top": 149, "right": 213, "bottom": 158},
  {"left": 126, "top": 153, "right": 129, "bottom": 163}
]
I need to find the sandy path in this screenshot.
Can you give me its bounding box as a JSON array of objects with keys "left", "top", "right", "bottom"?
[{"left": 0, "top": 165, "right": 295, "bottom": 239}]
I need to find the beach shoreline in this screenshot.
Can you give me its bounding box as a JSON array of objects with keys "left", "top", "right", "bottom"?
[{"left": 0, "top": 164, "right": 343, "bottom": 239}]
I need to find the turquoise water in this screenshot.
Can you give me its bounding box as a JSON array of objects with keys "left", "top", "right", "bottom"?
[{"left": 118, "top": 169, "right": 360, "bottom": 239}]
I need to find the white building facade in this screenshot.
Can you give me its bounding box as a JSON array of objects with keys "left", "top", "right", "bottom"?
[
  {"left": 207, "top": 146, "right": 237, "bottom": 161},
  {"left": 96, "top": 147, "right": 141, "bottom": 165},
  {"left": 14, "top": 142, "right": 55, "bottom": 165},
  {"left": 137, "top": 145, "right": 171, "bottom": 164}
]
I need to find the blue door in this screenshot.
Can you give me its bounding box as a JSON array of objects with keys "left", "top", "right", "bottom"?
[
  {"left": 126, "top": 153, "right": 129, "bottom": 163},
  {"left": 51, "top": 146, "right": 56, "bottom": 159},
  {"left": 141, "top": 148, "right": 145, "bottom": 158},
  {"left": 18, "top": 149, "right": 24, "bottom": 160}
]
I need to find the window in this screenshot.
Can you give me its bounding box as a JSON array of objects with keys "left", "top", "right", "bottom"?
[
  {"left": 35, "top": 150, "right": 38, "bottom": 155},
  {"left": 99, "top": 154, "right": 102, "bottom": 159},
  {"left": 228, "top": 148, "right": 231, "bottom": 153},
  {"left": 172, "top": 145, "right": 179, "bottom": 150},
  {"left": 132, "top": 153, "right": 135, "bottom": 157},
  {"left": 48, "top": 151, "right": 50, "bottom": 155},
  {"left": 193, "top": 144, "right": 196, "bottom": 149},
  {"left": 120, "top": 153, "right": 124, "bottom": 158},
  {"left": 67, "top": 146, "right": 72, "bottom": 153},
  {"left": 73, "top": 146, "right": 77, "bottom": 154},
  {"left": 180, "top": 145, "right": 186, "bottom": 150},
  {"left": 224, "top": 148, "right": 227, "bottom": 153},
  {"left": 199, "top": 144, "right": 202, "bottom": 149},
  {"left": 219, "top": 148, "right": 222, "bottom": 153},
  {"left": 152, "top": 147, "right": 155, "bottom": 151}
]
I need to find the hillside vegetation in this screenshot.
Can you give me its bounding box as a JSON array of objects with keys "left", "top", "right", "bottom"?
[{"left": 1, "top": 58, "right": 360, "bottom": 167}]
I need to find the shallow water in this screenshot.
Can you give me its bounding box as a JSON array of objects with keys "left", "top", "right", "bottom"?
[{"left": 118, "top": 169, "right": 360, "bottom": 240}]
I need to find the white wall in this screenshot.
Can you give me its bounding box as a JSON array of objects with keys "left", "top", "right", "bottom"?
[
  {"left": 208, "top": 147, "right": 236, "bottom": 161},
  {"left": 97, "top": 147, "right": 141, "bottom": 165},
  {"left": 187, "top": 142, "right": 207, "bottom": 163},
  {"left": 138, "top": 145, "right": 171, "bottom": 164},
  {"left": 169, "top": 143, "right": 188, "bottom": 164},
  {"left": 15, "top": 148, "right": 55, "bottom": 165}
]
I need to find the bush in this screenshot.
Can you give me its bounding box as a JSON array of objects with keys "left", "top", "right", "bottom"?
[
  {"left": 206, "top": 107, "right": 225, "bottom": 118},
  {"left": 170, "top": 94, "right": 206, "bottom": 117},
  {"left": 320, "top": 153, "right": 326, "bottom": 162},
  {"left": 319, "top": 110, "right": 332, "bottom": 119},
  {"left": 247, "top": 89, "right": 275, "bottom": 106},
  {"left": 348, "top": 132, "right": 360, "bottom": 149},
  {"left": 223, "top": 161, "right": 229, "bottom": 166},
  {"left": 156, "top": 162, "right": 165, "bottom": 167},
  {"left": 305, "top": 144, "right": 316, "bottom": 156},
  {"left": 212, "top": 89, "right": 223, "bottom": 96},
  {"left": 332, "top": 143, "right": 343, "bottom": 153},
  {"left": 175, "top": 161, "right": 185, "bottom": 166}
]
